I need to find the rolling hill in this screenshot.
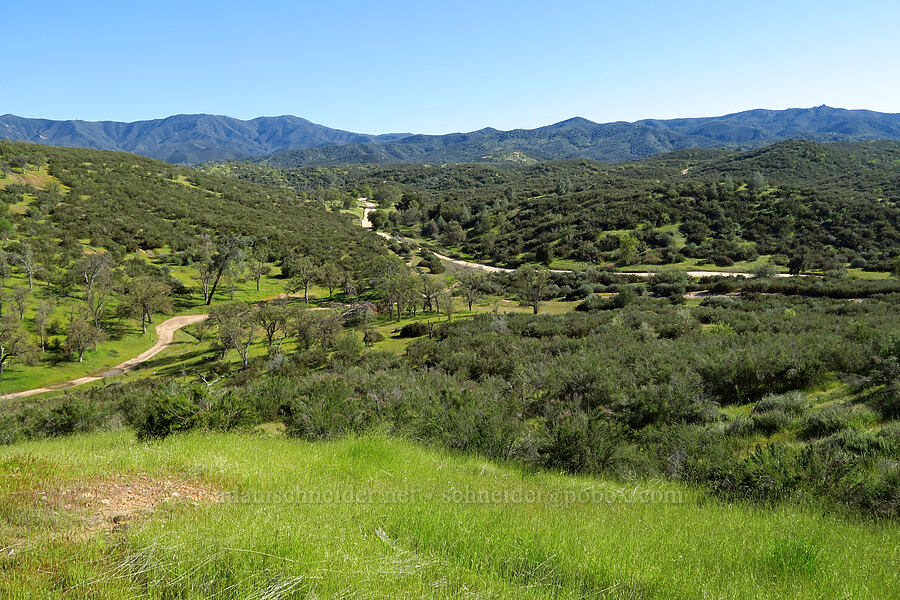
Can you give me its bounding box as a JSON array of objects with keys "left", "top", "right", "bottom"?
[{"left": 227, "top": 139, "right": 899, "bottom": 272}]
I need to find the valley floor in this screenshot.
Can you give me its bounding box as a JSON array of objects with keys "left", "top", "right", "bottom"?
[{"left": 1, "top": 431, "right": 897, "bottom": 599}]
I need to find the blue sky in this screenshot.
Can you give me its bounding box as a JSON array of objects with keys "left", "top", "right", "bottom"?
[{"left": 7, "top": 0, "right": 899, "bottom": 133}]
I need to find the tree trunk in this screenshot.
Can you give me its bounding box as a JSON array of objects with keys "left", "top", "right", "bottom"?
[
  {"left": 206, "top": 266, "right": 226, "bottom": 305},
  {"left": 304, "top": 282, "right": 309, "bottom": 304},
  {"left": 242, "top": 339, "right": 251, "bottom": 369}
]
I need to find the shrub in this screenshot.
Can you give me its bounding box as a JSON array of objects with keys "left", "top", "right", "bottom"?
[
  {"left": 414, "top": 385, "right": 527, "bottom": 462},
  {"left": 700, "top": 296, "right": 736, "bottom": 308},
  {"left": 708, "top": 444, "right": 800, "bottom": 503},
  {"left": 726, "top": 417, "right": 754, "bottom": 437},
  {"left": 398, "top": 321, "right": 429, "bottom": 338},
  {"left": 649, "top": 271, "right": 689, "bottom": 298},
  {"left": 331, "top": 332, "right": 364, "bottom": 362},
  {"left": 539, "top": 405, "right": 624, "bottom": 474},
  {"left": 576, "top": 289, "right": 635, "bottom": 312},
  {"left": 751, "top": 410, "right": 793, "bottom": 435},
  {"left": 36, "top": 398, "right": 101, "bottom": 437},
  {"left": 812, "top": 428, "right": 894, "bottom": 456},
  {"left": 799, "top": 406, "right": 851, "bottom": 440},
  {"left": 575, "top": 293, "right": 606, "bottom": 312},
  {"left": 0, "top": 415, "right": 21, "bottom": 445},
  {"left": 753, "top": 392, "right": 810, "bottom": 417},
  {"left": 202, "top": 393, "right": 257, "bottom": 431},
  {"left": 841, "top": 460, "right": 900, "bottom": 518},
  {"left": 877, "top": 381, "right": 900, "bottom": 419},
  {"left": 363, "top": 329, "right": 385, "bottom": 346},
  {"left": 282, "top": 376, "right": 364, "bottom": 439},
  {"left": 136, "top": 394, "right": 200, "bottom": 441}
]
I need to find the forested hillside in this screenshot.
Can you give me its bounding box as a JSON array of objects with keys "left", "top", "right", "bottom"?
[
  {"left": 211, "top": 140, "right": 900, "bottom": 273},
  {"left": 0, "top": 141, "right": 383, "bottom": 262},
  {"left": 0, "top": 141, "right": 386, "bottom": 392}
]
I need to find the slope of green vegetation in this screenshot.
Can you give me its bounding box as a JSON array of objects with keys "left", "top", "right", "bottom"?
[
  {"left": 210, "top": 140, "right": 900, "bottom": 274},
  {"left": 4, "top": 290, "right": 897, "bottom": 515},
  {"left": 1, "top": 138, "right": 898, "bottom": 599},
  {"left": 0, "top": 142, "right": 388, "bottom": 393},
  {"left": 1, "top": 432, "right": 897, "bottom": 599}
]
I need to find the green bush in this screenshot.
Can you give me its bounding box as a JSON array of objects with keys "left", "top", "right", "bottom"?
[
  {"left": 398, "top": 321, "right": 429, "bottom": 338},
  {"left": 0, "top": 415, "right": 21, "bottom": 445},
  {"left": 202, "top": 392, "right": 257, "bottom": 432},
  {"left": 282, "top": 376, "right": 364, "bottom": 439},
  {"left": 753, "top": 392, "right": 811, "bottom": 417},
  {"left": 363, "top": 329, "right": 385, "bottom": 346},
  {"left": 751, "top": 410, "right": 793, "bottom": 435},
  {"left": 37, "top": 398, "right": 101, "bottom": 437},
  {"left": 876, "top": 380, "right": 900, "bottom": 419},
  {"left": 136, "top": 394, "right": 200, "bottom": 441},
  {"left": 575, "top": 293, "right": 606, "bottom": 312},
  {"left": 539, "top": 405, "right": 624, "bottom": 474},
  {"left": 799, "top": 406, "right": 852, "bottom": 440},
  {"left": 331, "top": 332, "right": 364, "bottom": 362}
]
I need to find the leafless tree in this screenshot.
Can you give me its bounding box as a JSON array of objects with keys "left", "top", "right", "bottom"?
[
  {"left": 34, "top": 300, "right": 55, "bottom": 352},
  {"left": 14, "top": 243, "right": 43, "bottom": 290}
]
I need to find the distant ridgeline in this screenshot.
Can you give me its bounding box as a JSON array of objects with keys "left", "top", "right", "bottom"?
[{"left": 2, "top": 105, "right": 900, "bottom": 165}]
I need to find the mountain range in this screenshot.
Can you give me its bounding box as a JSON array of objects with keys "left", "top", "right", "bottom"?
[
  {"left": 2, "top": 106, "right": 899, "bottom": 165},
  {"left": 0, "top": 114, "right": 409, "bottom": 164}
]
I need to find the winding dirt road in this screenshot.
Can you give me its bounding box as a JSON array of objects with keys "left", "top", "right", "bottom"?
[
  {"left": 360, "top": 199, "right": 785, "bottom": 278},
  {"left": 2, "top": 314, "right": 208, "bottom": 400},
  {"left": 360, "top": 198, "right": 391, "bottom": 240}
]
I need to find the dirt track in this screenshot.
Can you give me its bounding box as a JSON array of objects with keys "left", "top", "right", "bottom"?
[
  {"left": 2, "top": 314, "right": 208, "bottom": 400},
  {"left": 360, "top": 199, "right": 784, "bottom": 278}
]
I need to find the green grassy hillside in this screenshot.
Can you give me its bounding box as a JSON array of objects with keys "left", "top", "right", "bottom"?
[{"left": 1, "top": 432, "right": 897, "bottom": 599}]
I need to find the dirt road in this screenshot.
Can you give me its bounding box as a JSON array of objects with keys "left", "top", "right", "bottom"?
[
  {"left": 360, "top": 198, "right": 391, "bottom": 240},
  {"left": 2, "top": 314, "right": 208, "bottom": 400},
  {"left": 360, "top": 199, "right": 784, "bottom": 278}
]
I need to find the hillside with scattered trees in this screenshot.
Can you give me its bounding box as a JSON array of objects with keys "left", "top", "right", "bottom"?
[{"left": 209, "top": 140, "right": 900, "bottom": 273}]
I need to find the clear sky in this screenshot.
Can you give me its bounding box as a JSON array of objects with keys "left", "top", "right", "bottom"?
[{"left": 7, "top": 0, "right": 899, "bottom": 133}]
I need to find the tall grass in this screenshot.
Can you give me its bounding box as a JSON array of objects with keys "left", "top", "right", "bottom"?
[{"left": 1, "top": 431, "right": 897, "bottom": 598}]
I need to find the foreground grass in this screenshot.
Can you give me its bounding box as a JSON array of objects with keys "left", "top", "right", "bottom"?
[{"left": 1, "top": 431, "right": 897, "bottom": 599}]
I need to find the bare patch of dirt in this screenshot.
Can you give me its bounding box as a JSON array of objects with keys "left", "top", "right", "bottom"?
[{"left": 46, "top": 473, "right": 223, "bottom": 536}]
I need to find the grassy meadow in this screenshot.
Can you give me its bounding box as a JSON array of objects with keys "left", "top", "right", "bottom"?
[{"left": 1, "top": 431, "right": 897, "bottom": 599}]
